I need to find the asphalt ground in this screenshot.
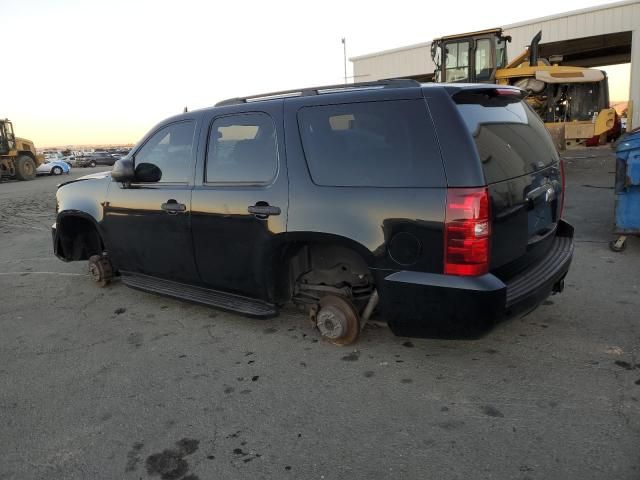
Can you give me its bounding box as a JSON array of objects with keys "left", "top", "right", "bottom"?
[{"left": 1, "top": 154, "right": 639, "bottom": 480}]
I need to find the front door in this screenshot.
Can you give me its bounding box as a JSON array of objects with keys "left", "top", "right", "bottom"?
[
  {"left": 103, "top": 119, "right": 200, "bottom": 283},
  {"left": 191, "top": 104, "right": 288, "bottom": 300}
]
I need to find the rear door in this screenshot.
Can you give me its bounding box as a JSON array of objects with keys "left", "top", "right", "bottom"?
[
  {"left": 190, "top": 102, "right": 288, "bottom": 299},
  {"left": 453, "top": 90, "right": 563, "bottom": 275}
]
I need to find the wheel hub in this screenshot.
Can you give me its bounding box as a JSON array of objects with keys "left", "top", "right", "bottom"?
[
  {"left": 316, "top": 306, "right": 347, "bottom": 339},
  {"left": 88, "top": 255, "right": 113, "bottom": 287},
  {"left": 89, "top": 262, "right": 102, "bottom": 281}
]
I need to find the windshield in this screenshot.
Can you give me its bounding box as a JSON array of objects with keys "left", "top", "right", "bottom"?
[{"left": 445, "top": 41, "right": 470, "bottom": 82}]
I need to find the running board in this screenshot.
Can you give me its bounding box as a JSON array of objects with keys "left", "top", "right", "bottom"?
[{"left": 121, "top": 272, "right": 278, "bottom": 318}]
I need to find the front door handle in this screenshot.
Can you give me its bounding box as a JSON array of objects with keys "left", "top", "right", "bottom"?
[
  {"left": 161, "top": 199, "right": 186, "bottom": 214},
  {"left": 248, "top": 204, "right": 281, "bottom": 218}
]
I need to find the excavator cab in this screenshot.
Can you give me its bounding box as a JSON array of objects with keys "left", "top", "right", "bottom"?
[
  {"left": 0, "top": 119, "right": 16, "bottom": 155},
  {"left": 432, "top": 28, "right": 620, "bottom": 148},
  {"left": 431, "top": 28, "right": 510, "bottom": 83}
]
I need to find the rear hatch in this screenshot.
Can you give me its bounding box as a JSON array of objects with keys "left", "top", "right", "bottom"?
[{"left": 454, "top": 88, "right": 564, "bottom": 279}]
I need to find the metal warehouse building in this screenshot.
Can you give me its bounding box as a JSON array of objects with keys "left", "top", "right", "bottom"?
[{"left": 350, "top": 0, "right": 640, "bottom": 129}]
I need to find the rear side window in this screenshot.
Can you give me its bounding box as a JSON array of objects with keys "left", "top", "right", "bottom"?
[
  {"left": 455, "top": 93, "right": 559, "bottom": 184},
  {"left": 206, "top": 113, "right": 278, "bottom": 184},
  {"left": 297, "top": 100, "right": 444, "bottom": 187}
]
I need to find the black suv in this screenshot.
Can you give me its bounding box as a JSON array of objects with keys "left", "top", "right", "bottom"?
[{"left": 52, "top": 80, "right": 573, "bottom": 344}]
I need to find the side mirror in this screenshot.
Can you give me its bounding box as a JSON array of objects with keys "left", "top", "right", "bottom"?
[{"left": 111, "top": 158, "right": 135, "bottom": 183}]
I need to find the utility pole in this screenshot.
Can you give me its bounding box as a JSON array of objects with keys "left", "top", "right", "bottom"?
[{"left": 342, "top": 37, "right": 347, "bottom": 84}]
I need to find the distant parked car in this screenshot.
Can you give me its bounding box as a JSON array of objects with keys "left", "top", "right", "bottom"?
[
  {"left": 75, "top": 157, "right": 97, "bottom": 168},
  {"left": 75, "top": 152, "right": 116, "bottom": 167},
  {"left": 36, "top": 160, "right": 70, "bottom": 176},
  {"left": 59, "top": 155, "right": 76, "bottom": 167},
  {"left": 44, "top": 153, "right": 61, "bottom": 162},
  {"left": 82, "top": 152, "right": 117, "bottom": 166}
]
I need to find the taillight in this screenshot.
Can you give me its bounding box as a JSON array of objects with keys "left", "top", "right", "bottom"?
[
  {"left": 444, "top": 187, "right": 490, "bottom": 276},
  {"left": 494, "top": 88, "right": 522, "bottom": 96},
  {"left": 559, "top": 158, "right": 566, "bottom": 218}
]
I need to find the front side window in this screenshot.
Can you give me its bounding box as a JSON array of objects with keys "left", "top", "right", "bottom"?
[
  {"left": 134, "top": 121, "right": 195, "bottom": 183},
  {"left": 495, "top": 37, "right": 507, "bottom": 69},
  {"left": 206, "top": 113, "right": 278, "bottom": 184},
  {"left": 445, "top": 41, "right": 470, "bottom": 82},
  {"left": 4, "top": 122, "right": 14, "bottom": 140},
  {"left": 475, "top": 39, "right": 493, "bottom": 81},
  {"left": 297, "top": 100, "right": 444, "bottom": 187}
]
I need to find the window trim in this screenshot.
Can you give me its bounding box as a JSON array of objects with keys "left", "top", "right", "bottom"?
[
  {"left": 203, "top": 111, "right": 280, "bottom": 187},
  {"left": 130, "top": 119, "right": 197, "bottom": 185}
]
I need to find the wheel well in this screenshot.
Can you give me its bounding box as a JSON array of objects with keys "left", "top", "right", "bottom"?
[
  {"left": 56, "top": 215, "right": 104, "bottom": 261},
  {"left": 273, "top": 242, "right": 374, "bottom": 309},
  {"left": 17, "top": 151, "right": 35, "bottom": 160}
]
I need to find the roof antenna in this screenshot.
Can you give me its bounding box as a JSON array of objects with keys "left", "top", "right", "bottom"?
[{"left": 183, "top": 106, "right": 188, "bottom": 113}]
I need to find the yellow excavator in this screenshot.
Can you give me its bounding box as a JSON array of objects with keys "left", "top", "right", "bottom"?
[
  {"left": 431, "top": 29, "right": 621, "bottom": 149},
  {"left": 0, "top": 118, "right": 44, "bottom": 181}
]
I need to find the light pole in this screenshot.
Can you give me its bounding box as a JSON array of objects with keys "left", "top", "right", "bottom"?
[{"left": 342, "top": 37, "right": 347, "bottom": 84}]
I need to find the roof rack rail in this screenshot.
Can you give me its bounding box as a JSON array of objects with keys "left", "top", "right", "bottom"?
[{"left": 214, "top": 78, "right": 422, "bottom": 107}]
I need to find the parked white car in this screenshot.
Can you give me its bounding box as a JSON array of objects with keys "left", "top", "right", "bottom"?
[
  {"left": 36, "top": 160, "right": 71, "bottom": 176},
  {"left": 59, "top": 155, "right": 76, "bottom": 167}
]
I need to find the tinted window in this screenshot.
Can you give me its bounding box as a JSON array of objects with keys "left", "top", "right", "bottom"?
[
  {"left": 297, "top": 100, "right": 444, "bottom": 187},
  {"left": 456, "top": 96, "right": 559, "bottom": 184},
  {"left": 134, "top": 121, "right": 195, "bottom": 183},
  {"left": 206, "top": 113, "right": 277, "bottom": 184}
]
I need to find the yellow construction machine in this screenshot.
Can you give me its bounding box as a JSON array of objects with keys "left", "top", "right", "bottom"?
[
  {"left": 0, "top": 118, "right": 44, "bottom": 181},
  {"left": 431, "top": 29, "right": 620, "bottom": 149}
]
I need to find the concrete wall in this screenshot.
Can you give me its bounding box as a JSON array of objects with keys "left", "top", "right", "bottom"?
[{"left": 351, "top": 0, "right": 640, "bottom": 128}]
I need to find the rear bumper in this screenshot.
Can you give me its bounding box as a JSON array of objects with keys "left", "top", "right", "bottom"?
[{"left": 379, "top": 220, "right": 574, "bottom": 338}]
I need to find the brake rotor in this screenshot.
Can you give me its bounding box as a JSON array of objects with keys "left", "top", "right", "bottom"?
[
  {"left": 88, "top": 255, "right": 113, "bottom": 287},
  {"left": 316, "top": 295, "right": 360, "bottom": 346}
]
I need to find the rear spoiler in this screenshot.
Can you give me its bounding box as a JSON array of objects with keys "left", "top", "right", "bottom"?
[{"left": 452, "top": 87, "right": 527, "bottom": 106}]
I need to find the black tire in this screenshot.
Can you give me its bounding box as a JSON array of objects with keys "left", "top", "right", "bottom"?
[
  {"left": 51, "top": 166, "right": 63, "bottom": 176},
  {"left": 89, "top": 161, "right": 97, "bottom": 168},
  {"left": 15, "top": 155, "right": 37, "bottom": 181}
]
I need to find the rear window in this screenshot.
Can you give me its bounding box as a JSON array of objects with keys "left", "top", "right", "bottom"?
[
  {"left": 456, "top": 93, "right": 559, "bottom": 184},
  {"left": 297, "top": 100, "right": 444, "bottom": 187}
]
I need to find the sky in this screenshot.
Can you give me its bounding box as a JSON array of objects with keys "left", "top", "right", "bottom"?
[{"left": 1, "top": 0, "right": 632, "bottom": 147}]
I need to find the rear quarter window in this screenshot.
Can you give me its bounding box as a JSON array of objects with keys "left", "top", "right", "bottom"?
[
  {"left": 297, "top": 99, "right": 445, "bottom": 187},
  {"left": 456, "top": 95, "right": 559, "bottom": 184}
]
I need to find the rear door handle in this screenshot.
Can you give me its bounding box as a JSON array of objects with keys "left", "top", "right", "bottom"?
[
  {"left": 161, "top": 199, "right": 186, "bottom": 214},
  {"left": 248, "top": 204, "right": 281, "bottom": 217}
]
